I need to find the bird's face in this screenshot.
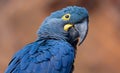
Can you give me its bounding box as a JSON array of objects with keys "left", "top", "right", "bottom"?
[{"left": 38, "top": 6, "right": 89, "bottom": 46}]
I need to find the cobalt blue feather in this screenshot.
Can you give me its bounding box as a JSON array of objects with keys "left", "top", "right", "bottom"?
[
  {"left": 5, "top": 40, "right": 75, "bottom": 73},
  {"left": 5, "top": 6, "right": 89, "bottom": 73}
]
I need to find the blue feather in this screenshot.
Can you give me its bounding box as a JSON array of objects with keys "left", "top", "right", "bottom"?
[
  {"left": 5, "top": 6, "right": 88, "bottom": 73},
  {"left": 43, "top": 50, "right": 52, "bottom": 60},
  {"left": 29, "top": 42, "right": 39, "bottom": 55}
]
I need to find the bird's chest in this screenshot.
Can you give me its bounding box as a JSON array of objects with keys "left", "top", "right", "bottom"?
[{"left": 36, "top": 40, "right": 75, "bottom": 71}]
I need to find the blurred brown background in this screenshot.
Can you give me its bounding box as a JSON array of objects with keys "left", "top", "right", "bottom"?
[{"left": 0, "top": 0, "right": 120, "bottom": 73}]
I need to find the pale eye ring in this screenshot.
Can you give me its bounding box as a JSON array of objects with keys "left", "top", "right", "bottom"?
[
  {"left": 62, "top": 13, "right": 71, "bottom": 21},
  {"left": 65, "top": 15, "right": 70, "bottom": 18}
]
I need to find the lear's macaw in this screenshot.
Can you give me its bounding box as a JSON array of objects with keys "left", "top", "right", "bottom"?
[{"left": 5, "top": 6, "right": 89, "bottom": 73}]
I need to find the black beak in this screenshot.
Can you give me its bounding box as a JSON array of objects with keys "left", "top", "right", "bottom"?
[
  {"left": 74, "top": 18, "right": 88, "bottom": 45},
  {"left": 67, "top": 18, "right": 88, "bottom": 46}
]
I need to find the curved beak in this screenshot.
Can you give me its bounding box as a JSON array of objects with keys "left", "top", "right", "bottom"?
[{"left": 74, "top": 18, "right": 88, "bottom": 45}]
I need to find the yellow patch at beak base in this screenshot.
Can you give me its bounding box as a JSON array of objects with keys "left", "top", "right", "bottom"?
[{"left": 64, "top": 24, "right": 73, "bottom": 31}]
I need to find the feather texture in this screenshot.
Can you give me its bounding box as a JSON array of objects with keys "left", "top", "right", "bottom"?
[
  {"left": 5, "top": 6, "right": 89, "bottom": 73},
  {"left": 5, "top": 40, "right": 75, "bottom": 73}
]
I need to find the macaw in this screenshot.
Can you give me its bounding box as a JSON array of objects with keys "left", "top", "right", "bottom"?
[{"left": 5, "top": 6, "right": 89, "bottom": 73}]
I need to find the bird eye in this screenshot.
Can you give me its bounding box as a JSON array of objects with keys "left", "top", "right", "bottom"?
[{"left": 62, "top": 14, "right": 71, "bottom": 21}]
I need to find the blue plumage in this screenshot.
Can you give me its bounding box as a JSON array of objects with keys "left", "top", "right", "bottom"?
[
  {"left": 5, "top": 6, "right": 89, "bottom": 73},
  {"left": 5, "top": 40, "right": 75, "bottom": 73}
]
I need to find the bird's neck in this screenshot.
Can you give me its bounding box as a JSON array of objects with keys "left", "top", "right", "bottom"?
[
  {"left": 37, "top": 32, "right": 67, "bottom": 41},
  {"left": 37, "top": 32, "right": 78, "bottom": 49}
]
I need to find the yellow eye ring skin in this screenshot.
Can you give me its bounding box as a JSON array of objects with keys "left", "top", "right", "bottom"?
[{"left": 62, "top": 13, "right": 71, "bottom": 21}]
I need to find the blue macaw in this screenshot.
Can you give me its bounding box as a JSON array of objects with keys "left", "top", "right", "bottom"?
[{"left": 5, "top": 6, "right": 89, "bottom": 73}]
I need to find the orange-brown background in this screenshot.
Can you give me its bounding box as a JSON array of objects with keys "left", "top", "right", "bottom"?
[{"left": 0, "top": 0, "right": 120, "bottom": 73}]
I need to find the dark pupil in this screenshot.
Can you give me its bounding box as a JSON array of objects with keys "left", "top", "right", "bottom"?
[{"left": 65, "top": 15, "right": 69, "bottom": 18}]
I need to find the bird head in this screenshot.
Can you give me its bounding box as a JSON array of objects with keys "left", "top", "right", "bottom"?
[{"left": 37, "top": 6, "right": 89, "bottom": 47}]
